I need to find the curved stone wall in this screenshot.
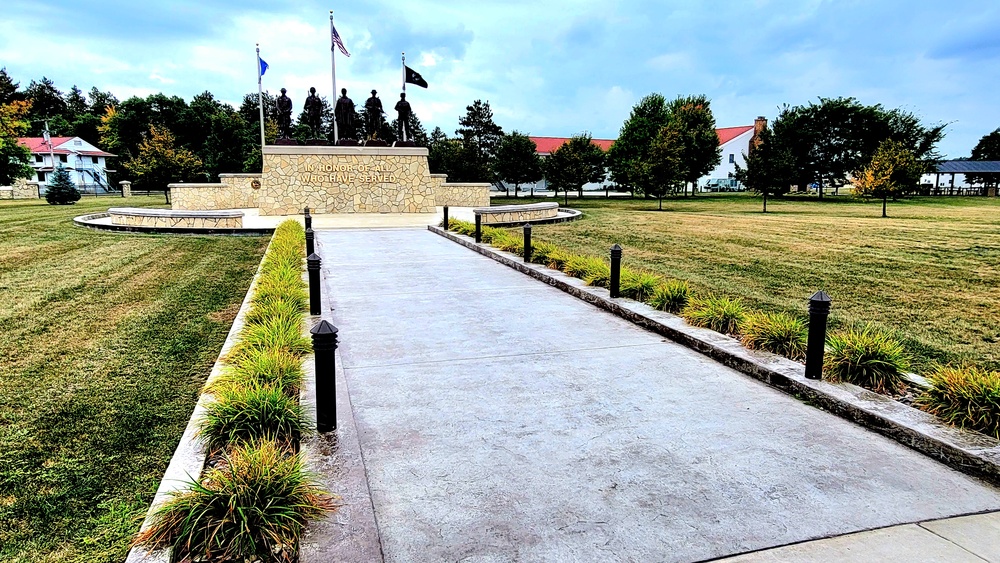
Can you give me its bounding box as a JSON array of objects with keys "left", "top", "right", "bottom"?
[
  {"left": 474, "top": 202, "right": 559, "bottom": 224},
  {"left": 109, "top": 207, "right": 243, "bottom": 229}
]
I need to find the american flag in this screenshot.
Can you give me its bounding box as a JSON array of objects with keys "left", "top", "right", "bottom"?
[{"left": 331, "top": 23, "right": 351, "bottom": 57}]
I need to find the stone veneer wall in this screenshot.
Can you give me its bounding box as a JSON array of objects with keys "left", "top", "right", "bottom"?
[
  {"left": 217, "top": 174, "right": 262, "bottom": 208},
  {"left": 260, "top": 146, "right": 436, "bottom": 215},
  {"left": 110, "top": 209, "right": 243, "bottom": 229},
  {"left": 170, "top": 182, "right": 256, "bottom": 211},
  {"left": 475, "top": 202, "right": 559, "bottom": 224},
  {"left": 0, "top": 178, "right": 39, "bottom": 199},
  {"left": 436, "top": 182, "right": 491, "bottom": 207}
]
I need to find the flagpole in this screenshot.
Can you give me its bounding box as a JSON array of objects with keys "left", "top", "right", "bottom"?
[
  {"left": 256, "top": 44, "right": 266, "bottom": 154},
  {"left": 401, "top": 52, "right": 407, "bottom": 142},
  {"left": 330, "top": 10, "right": 339, "bottom": 142}
]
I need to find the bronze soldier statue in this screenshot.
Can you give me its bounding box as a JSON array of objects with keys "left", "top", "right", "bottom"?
[
  {"left": 364, "top": 89, "right": 384, "bottom": 140},
  {"left": 303, "top": 87, "right": 323, "bottom": 139},
  {"left": 334, "top": 87, "right": 355, "bottom": 140},
  {"left": 394, "top": 92, "right": 412, "bottom": 141},
  {"left": 276, "top": 88, "right": 293, "bottom": 140}
]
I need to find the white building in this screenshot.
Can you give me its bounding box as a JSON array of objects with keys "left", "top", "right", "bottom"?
[
  {"left": 18, "top": 136, "right": 116, "bottom": 194},
  {"left": 698, "top": 117, "right": 766, "bottom": 191}
]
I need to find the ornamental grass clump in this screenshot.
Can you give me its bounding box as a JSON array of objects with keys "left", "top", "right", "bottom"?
[
  {"left": 245, "top": 293, "right": 307, "bottom": 326},
  {"left": 621, "top": 270, "right": 662, "bottom": 302},
  {"left": 489, "top": 229, "right": 524, "bottom": 255},
  {"left": 230, "top": 312, "right": 312, "bottom": 361},
  {"left": 739, "top": 311, "right": 808, "bottom": 360},
  {"left": 563, "top": 254, "right": 610, "bottom": 286},
  {"left": 823, "top": 325, "right": 909, "bottom": 394},
  {"left": 648, "top": 279, "right": 690, "bottom": 313},
  {"left": 199, "top": 382, "right": 307, "bottom": 450},
  {"left": 132, "top": 439, "right": 335, "bottom": 562},
  {"left": 531, "top": 242, "right": 569, "bottom": 269},
  {"left": 212, "top": 348, "right": 304, "bottom": 395},
  {"left": 682, "top": 296, "right": 746, "bottom": 335},
  {"left": 916, "top": 365, "right": 1000, "bottom": 439}
]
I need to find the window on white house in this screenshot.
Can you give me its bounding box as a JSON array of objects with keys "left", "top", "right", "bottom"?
[
  {"left": 35, "top": 155, "right": 43, "bottom": 163},
  {"left": 37, "top": 172, "right": 45, "bottom": 181},
  {"left": 74, "top": 140, "right": 82, "bottom": 146},
  {"left": 92, "top": 156, "right": 99, "bottom": 163},
  {"left": 59, "top": 154, "right": 67, "bottom": 163},
  {"left": 729, "top": 154, "right": 735, "bottom": 163}
]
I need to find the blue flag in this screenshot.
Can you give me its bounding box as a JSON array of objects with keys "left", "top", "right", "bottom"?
[{"left": 258, "top": 57, "right": 269, "bottom": 78}]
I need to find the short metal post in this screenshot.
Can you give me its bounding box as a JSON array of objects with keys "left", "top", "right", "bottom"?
[
  {"left": 307, "top": 253, "right": 321, "bottom": 315},
  {"left": 310, "top": 320, "right": 339, "bottom": 432},
  {"left": 443, "top": 205, "right": 449, "bottom": 229},
  {"left": 305, "top": 227, "right": 315, "bottom": 256},
  {"left": 475, "top": 214, "right": 482, "bottom": 243},
  {"left": 523, "top": 223, "right": 532, "bottom": 263},
  {"left": 304, "top": 206, "right": 312, "bottom": 229},
  {"left": 805, "top": 290, "right": 832, "bottom": 380},
  {"left": 610, "top": 244, "right": 622, "bottom": 298}
]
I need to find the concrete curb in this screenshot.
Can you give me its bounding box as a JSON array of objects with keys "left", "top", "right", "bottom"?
[
  {"left": 124, "top": 235, "right": 275, "bottom": 563},
  {"left": 428, "top": 225, "right": 1000, "bottom": 485},
  {"left": 73, "top": 212, "right": 275, "bottom": 236}
]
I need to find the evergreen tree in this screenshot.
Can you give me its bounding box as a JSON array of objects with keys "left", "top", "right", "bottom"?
[
  {"left": 456, "top": 100, "right": 504, "bottom": 183},
  {"left": 88, "top": 87, "right": 118, "bottom": 116},
  {"left": 390, "top": 111, "right": 429, "bottom": 146},
  {"left": 734, "top": 128, "right": 796, "bottom": 212},
  {"left": 25, "top": 77, "right": 67, "bottom": 134},
  {"left": 0, "top": 68, "right": 23, "bottom": 105},
  {"left": 45, "top": 165, "right": 82, "bottom": 205}
]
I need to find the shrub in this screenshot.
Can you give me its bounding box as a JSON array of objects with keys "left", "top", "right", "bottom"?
[
  {"left": 739, "top": 311, "right": 808, "bottom": 360},
  {"left": 621, "top": 270, "right": 662, "bottom": 302},
  {"left": 199, "top": 382, "right": 307, "bottom": 450},
  {"left": 132, "top": 439, "right": 335, "bottom": 561},
  {"left": 648, "top": 279, "right": 690, "bottom": 313},
  {"left": 682, "top": 296, "right": 746, "bottom": 334},
  {"left": 44, "top": 165, "right": 82, "bottom": 205},
  {"left": 563, "top": 254, "right": 610, "bottom": 285},
  {"left": 916, "top": 365, "right": 1000, "bottom": 438},
  {"left": 824, "top": 325, "right": 909, "bottom": 394},
  {"left": 213, "top": 348, "right": 304, "bottom": 395},
  {"left": 489, "top": 229, "right": 524, "bottom": 255}
]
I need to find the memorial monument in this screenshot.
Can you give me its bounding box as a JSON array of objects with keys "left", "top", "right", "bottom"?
[
  {"left": 364, "top": 90, "right": 386, "bottom": 146},
  {"left": 303, "top": 87, "right": 327, "bottom": 145},
  {"left": 334, "top": 88, "right": 357, "bottom": 144},
  {"left": 274, "top": 88, "right": 296, "bottom": 146}
]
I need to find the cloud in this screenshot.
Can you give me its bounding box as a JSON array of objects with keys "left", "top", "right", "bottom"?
[{"left": 2, "top": 0, "right": 999, "bottom": 158}]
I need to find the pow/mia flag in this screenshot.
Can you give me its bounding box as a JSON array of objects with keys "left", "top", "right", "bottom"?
[{"left": 404, "top": 66, "right": 428, "bottom": 88}]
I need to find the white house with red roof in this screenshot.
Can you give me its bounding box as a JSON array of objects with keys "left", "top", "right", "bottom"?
[
  {"left": 17, "top": 136, "right": 116, "bottom": 194},
  {"left": 500, "top": 120, "right": 766, "bottom": 195}
]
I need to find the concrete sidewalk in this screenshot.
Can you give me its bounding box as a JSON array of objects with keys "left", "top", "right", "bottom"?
[{"left": 316, "top": 228, "right": 1000, "bottom": 562}]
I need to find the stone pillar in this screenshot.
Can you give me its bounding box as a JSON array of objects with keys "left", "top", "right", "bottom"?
[{"left": 119, "top": 180, "right": 132, "bottom": 198}]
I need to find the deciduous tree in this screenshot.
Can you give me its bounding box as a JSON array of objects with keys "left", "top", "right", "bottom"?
[
  {"left": 494, "top": 132, "right": 543, "bottom": 197},
  {"left": 667, "top": 95, "right": 721, "bottom": 196},
  {"left": 852, "top": 139, "right": 921, "bottom": 218},
  {"left": 0, "top": 99, "right": 33, "bottom": 185},
  {"left": 968, "top": 128, "right": 1000, "bottom": 188},
  {"left": 545, "top": 134, "right": 606, "bottom": 205},
  {"left": 124, "top": 124, "right": 203, "bottom": 202},
  {"left": 606, "top": 93, "right": 669, "bottom": 196},
  {"left": 644, "top": 124, "right": 685, "bottom": 210},
  {"left": 734, "top": 128, "right": 796, "bottom": 212}
]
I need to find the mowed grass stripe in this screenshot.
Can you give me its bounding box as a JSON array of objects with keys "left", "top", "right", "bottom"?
[
  {"left": 499, "top": 194, "right": 1000, "bottom": 372},
  {"left": 0, "top": 197, "right": 267, "bottom": 563}
]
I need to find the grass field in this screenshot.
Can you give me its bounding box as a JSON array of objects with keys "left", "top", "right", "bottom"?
[
  {"left": 0, "top": 197, "right": 267, "bottom": 562},
  {"left": 493, "top": 193, "right": 1000, "bottom": 373}
]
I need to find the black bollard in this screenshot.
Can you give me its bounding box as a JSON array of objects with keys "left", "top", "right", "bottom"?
[
  {"left": 805, "top": 290, "right": 832, "bottom": 380},
  {"left": 304, "top": 206, "right": 312, "bottom": 230},
  {"left": 307, "top": 253, "right": 321, "bottom": 315},
  {"left": 610, "top": 244, "right": 622, "bottom": 298},
  {"left": 523, "top": 223, "right": 532, "bottom": 263},
  {"left": 475, "top": 214, "right": 482, "bottom": 243},
  {"left": 305, "top": 227, "right": 315, "bottom": 256},
  {"left": 443, "top": 206, "right": 449, "bottom": 229},
  {"left": 310, "top": 319, "right": 339, "bottom": 432}
]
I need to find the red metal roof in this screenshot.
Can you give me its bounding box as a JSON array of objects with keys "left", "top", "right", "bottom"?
[
  {"left": 530, "top": 126, "right": 753, "bottom": 155},
  {"left": 716, "top": 126, "right": 754, "bottom": 145},
  {"left": 529, "top": 136, "right": 615, "bottom": 155},
  {"left": 18, "top": 137, "right": 115, "bottom": 157}
]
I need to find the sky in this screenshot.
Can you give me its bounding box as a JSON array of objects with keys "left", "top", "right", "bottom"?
[{"left": 2, "top": 0, "right": 999, "bottom": 158}]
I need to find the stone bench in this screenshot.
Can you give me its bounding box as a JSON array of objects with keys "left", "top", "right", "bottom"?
[
  {"left": 108, "top": 207, "right": 244, "bottom": 229},
  {"left": 473, "top": 202, "right": 559, "bottom": 225}
]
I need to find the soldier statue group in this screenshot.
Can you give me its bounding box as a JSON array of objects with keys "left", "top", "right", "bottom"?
[{"left": 273, "top": 86, "right": 413, "bottom": 146}]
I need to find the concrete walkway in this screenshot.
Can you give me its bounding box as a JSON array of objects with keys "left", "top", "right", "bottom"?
[{"left": 316, "top": 228, "right": 1000, "bottom": 562}]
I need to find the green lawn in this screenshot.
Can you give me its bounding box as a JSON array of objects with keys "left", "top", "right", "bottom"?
[
  {"left": 0, "top": 197, "right": 267, "bottom": 562},
  {"left": 494, "top": 193, "right": 1000, "bottom": 373}
]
